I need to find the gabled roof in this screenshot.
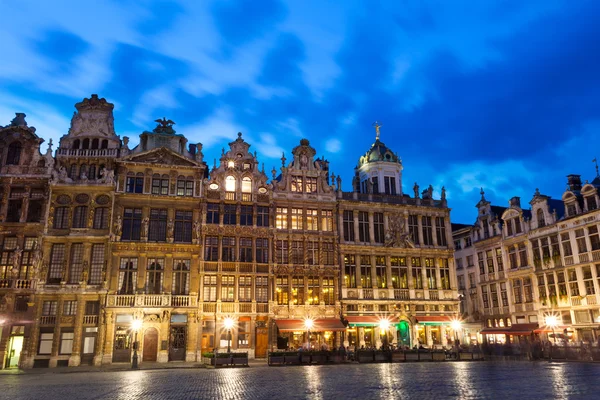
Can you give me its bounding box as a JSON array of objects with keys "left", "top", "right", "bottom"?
[
  {"left": 547, "top": 198, "right": 565, "bottom": 220},
  {"left": 120, "top": 146, "right": 201, "bottom": 167},
  {"left": 490, "top": 206, "right": 508, "bottom": 221},
  {"left": 451, "top": 223, "right": 472, "bottom": 232}
]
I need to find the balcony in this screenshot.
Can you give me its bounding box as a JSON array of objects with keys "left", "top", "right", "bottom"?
[
  {"left": 363, "top": 289, "right": 374, "bottom": 299},
  {"left": 571, "top": 297, "right": 582, "bottom": 306},
  {"left": 587, "top": 295, "right": 597, "bottom": 305},
  {"left": 429, "top": 290, "right": 439, "bottom": 301},
  {"left": 394, "top": 289, "right": 409, "bottom": 300},
  {"left": 107, "top": 294, "right": 197, "bottom": 308},
  {"left": 0, "top": 279, "right": 36, "bottom": 290},
  {"left": 564, "top": 256, "right": 574, "bottom": 266},
  {"left": 222, "top": 262, "right": 236, "bottom": 272},
  {"left": 83, "top": 315, "right": 99, "bottom": 325},
  {"left": 203, "top": 303, "right": 217, "bottom": 313},
  {"left": 200, "top": 302, "right": 269, "bottom": 314},
  {"left": 56, "top": 148, "right": 119, "bottom": 158},
  {"left": 40, "top": 315, "right": 56, "bottom": 325},
  {"left": 579, "top": 253, "right": 590, "bottom": 263}
]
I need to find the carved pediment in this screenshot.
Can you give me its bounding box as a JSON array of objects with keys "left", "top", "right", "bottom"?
[{"left": 124, "top": 147, "right": 199, "bottom": 167}]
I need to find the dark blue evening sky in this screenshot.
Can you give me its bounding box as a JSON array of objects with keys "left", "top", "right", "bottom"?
[{"left": 1, "top": 0, "right": 599, "bottom": 223}]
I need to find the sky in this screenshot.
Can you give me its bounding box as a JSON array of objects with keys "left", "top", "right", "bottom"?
[{"left": 1, "top": 0, "right": 599, "bottom": 224}]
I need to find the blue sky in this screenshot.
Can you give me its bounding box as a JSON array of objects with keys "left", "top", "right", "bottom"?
[{"left": 1, "top": 0, "right": 599, "bottom": 223}]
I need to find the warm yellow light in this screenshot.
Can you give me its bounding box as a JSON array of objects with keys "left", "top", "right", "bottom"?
[
  {"left": 379, "top": 318, "right": 390, "bottom": 331},
  {"left": 545, "top": 315, "right": 558, "bottom": 328},
  {"left": 132, "top": 319, "right": 142, "bottom": 331},
  {"left": 276, "top": 287, "right": 281, "bottom": 292},
  {"left": 304, "top": 318, "right": 314, "bottom": 330},
  {"left": 451, "top": 319, "right": 462, "bottom": 331},
  {"left": 224, "top": 317, "right": 235, "bottom": 330},
  {"left": 227, "top": 160, "right": 235, "bottom": 168}
]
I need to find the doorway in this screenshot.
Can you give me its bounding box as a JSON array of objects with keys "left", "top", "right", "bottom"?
[
  {"left": 81, "top": 327, "right": 98, "bottom": 365},
  {"left": 6, "top": 335, "right": 23, "bottom": 368},
  {"left": 143, "top": 328, "right": 158, "bottom": 362},
  {"left": 255, "top": 327, "right": 268, "bottom": 358},
  {"left": 112, "top": 325, "right": 132, "bottom": 363},
  {"left": 169, "top": 326, "right": 186, "bottom": 361}
]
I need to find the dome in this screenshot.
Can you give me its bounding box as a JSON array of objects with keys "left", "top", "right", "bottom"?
[{"left": 358, "top": 138, "right": 401, "bottom": 168}]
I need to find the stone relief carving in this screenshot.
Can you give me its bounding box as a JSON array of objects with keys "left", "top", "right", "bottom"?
[{"left": 384, "top": 214, "right": 415, "bottom": 248}]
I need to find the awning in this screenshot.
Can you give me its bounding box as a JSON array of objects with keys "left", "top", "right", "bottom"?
[
  {"left": 275, "top": 319, "right": 346, "bottom": 332},
  {"left": 415, "top": 316, "right": 453, "bottom": 325},
  {"left": 346, "top": 316, "right": 400, "bottom": 326},
  {"left": 480, "top": 327, "right": 511, "bottom": 335},
  {"left": 533, "top": 325, "right": 570, "bottom": 334},
  {"left": 480, "top": 323, "right": 539, "bottom": 336}
]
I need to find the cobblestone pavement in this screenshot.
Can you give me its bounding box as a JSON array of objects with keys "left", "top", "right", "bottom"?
[{"left": 1, "top": 361, "right": 599, "bottom": 399}]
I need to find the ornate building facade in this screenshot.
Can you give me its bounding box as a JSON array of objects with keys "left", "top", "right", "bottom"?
[
  {"left": 0, "top": 95, "right": 459, "bottom": 369},
  {"left": 454, "top": 173, "right": 600, "bottom": 345}
]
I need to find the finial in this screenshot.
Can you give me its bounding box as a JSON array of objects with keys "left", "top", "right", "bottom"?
[
  {"left": 238, "top": 132, "right": 243, "bottom": 138},
  {"left": 372, "top": 121, "right": 382, "bottom": 141},
  {"left": 535, "top": 188, "right": 540, "bottom": 196},
  {"left": 261, "top": 163, "right": 265, "bottom": 173},
  {"left": 281, "top": 152, "right": 286, "bottom": 167},
  {"left": 594, "top": 157, "right": 599, "bottom": 177},
  {"left": 221, "top": 148, "right": 225, "bottom": 156},
  {"left": 271, "top": 166, "right": 277, "bottom": 179},
  {"left": 480, "top": 187, "right": 485, "bottom": 200}
]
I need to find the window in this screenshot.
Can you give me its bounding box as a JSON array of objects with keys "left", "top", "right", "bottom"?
[
  {"left": 239, "top": 276, "right": 252, "bottom": 302},
  {"left": 291, "top": 176, "right": 303, "bottom": 192},
  {"left": 412, "top": 257, "right": 423, "bottom": 289},
  {"left": 19, "top": 237, "right": 36, "bottom": 279},
  {"left": 323, "top": 277, "right": 335, "bottom": 305},
  {"left": 425, "top": 258, "right": 436, "bottom": 289},
  {"left": 126, "top": 174, "right": 144, "bottom": 193},
  {"left": 468, "top": 272, "right": 476, "bottom": 289},
  {"left": 291, "top": 208, "right": 302, "bottom": 230},
  {"left": 146, "top": 258, "right": 164, "bottom": 294},
  {"left": 583, "top": 266, "right": 595, "bottom": 295},
  {"left": 575, "top": 229, "right": 587, "bottom": 254},
  {"left": 204, "top": 236, "right": 218, "bottom": 261},
  {"left": 506, "top": 219, "right": 513, "bottom": 236},
  {"left": 148, "top": 209, "right": 167, "bottom": 242},
  {"left": 151, "top": 175, "right": 169, "bottom": 195},
  {"left": 122, "top": 208, "right": 142, "bottom": 241},
  {"left": 176, "top": 177, "right": 194, "bottom": 197},
  {"left": 1, "top": 237, "right": 16, "bottom": 280},
  {"left": 305, "top": 177, "right": 317, "bottom": 193},
  {"left": 457, "top": 275, "right": 465, "bottom": 290},
  {"left": 466, "top": 255, "right": 474, "bottom": 268},
  {"left": 375, "top": 256, "right": 386, "bottom": 288},
  {"left": 518, "top": 243, "right": 528, "bottom": 267},
  {"left": 358, "top": 211, "right": 369, "bottom": 242},
  {"left": 478, "top": 252, "right": 485, "bottom": 275},
  {"left": 53, "top": 207, "right": 70, "bottom": 229},
  {"left": 6, "top": 142, "right": 22, "bottom": 165},
  {"left": 305, "top": 209, "right": 318, "bottom": 231},
  {"left": 93, "top": 207, "right": 109, "bottom": 229},
  {"left": 291, "top": 241, "right": 304, "bottom": 264},
  {"left": 567, "top": 203, "right": 577, "bottom": 217},
  {"left": 360, "top": 256, "right": 371, "bottom": 288},
  {"left": 454, "top": 240, "right": 462, "bottom": 250},
  {"left": 496, "top": 248, "right": 504, "bottom": 271},
  {"left": 523, "top": 277, "right": 533, "bottom": 303},
  {"left": 172, "top": 260, "right": 190, "bottom": 295},
  {"left": 537, "top": 209, "right": 545, "bottom": 228},
  {"left": 38, "top": 331, "right": 54, "bottom": 355},
  {"left": 440, "top": 259, "right": 451, "bottom": 290},
  {"left": 239, "top": 238, "right": 253, "bottom": 262},
  {"left": 241, "top": 177, "right": 252, "bottom": 193},
  {"left": 514, "top": 217, "right": 522, "bottom": 234},
  {"left": 203, "top": 275, "right": 217, "bottom": 302},
  {"left": 276, "top": 240, "right": 289, "bottom": 264},
  {"left": 85, "top": 301, "right": 100, "bottom": 315},
  {"left": 307, "top": 276, "right": 319, "bottom": 304},
  {"left": 89, "top": 244, "right": 105, "bottom": 285},
  {"left": 257, "top": 206, "right": 269, "bottom": 227},
  {"left": 588, "top": 196, "right": 598, "bottom": 211},
  {"left": 307, "top": 240, "right": 318, "bottom": 265},
  {"left": 27, "top": 197, "right": 43, "bottom": 222},
  {"left": 557, "top": 271, "right": 567, "bottom": 297},
  {"left": 222, "top": 237, "right": 236, "bottom": 262},
  {"left": 561, "top": 233, "right": 573, "bottom": 257},
  {"left": 71, "top": 206, "right": 88, "bottom": 228},
  {"left": 371, "top": 177, "right": 379, "bottom": 194},
  {"left": 374, "top": 213, "right": 384, "bottom": 243},
  {"left": 465, "top": 237, "right": 472, "bottom": 247},
  {"left": 292, "top": 276, "right": 304, "bottom": 305},
  {"left": 256, "top": 276, "right": 268, "bottom": 302},
  {"left": 436, "top": 217, "right": 447, "bottom": 246},
  {"left": 238, "top": 320, "right": 250, "bottom": 348},
  {"left": 321, "top": 210, "right": 333, "bottom": 232},
  {"left": 589, "top": 226, "right": 600, "bottom": 251},
  {"left": 42, "top": 300, "right": 57, "bottom": 316},
  {"left": 225, "top": 176, "right": 236, "bottom": 192},
  {"left": 486, "top": 250, "right": 495, "bottom": 274},
  {"left": 384, "top": 176, "right": 396, "bottom": 195},
  {"left": 512, "top": 279, "right": 523, "bottom": 304},
  {"left": 322, "top": 242, "right": 334, "bottom": 265},
  {"left": 206, "top": 204, "right": 220, "bottom": 224},
  {"left": 481, "top": 286, "right": 489, "bottom": 309},
  {"left": 240, "top": 205, "right": 253, "bottom": 226},
  {"left": 174, "top": 210, "right": 192, "bottom": 243},
  {"left": 390, "top": 257, "right": 406, "bottom": 287},
  {"left": 223, "top": 205, "right": 236, "bottom": 225},
  {"left": 63, "top": 300, "right": 78, "bottom": 316},
  {"left": 537, "top": 274, "right": 547, "bottom": 300},
  {"left": 408, "top": 215, "right": 420, "bottom": 245},
  {"left": 276, "top": 207, "right": 288, "bottom": 229},
  {"left": 422, "top": 216, "right": 433, "bottom": 246},
  {"left": 344, "top": 255, "right": 356, "bottom": 288},
  {"left": 276, "top": 276, "right": 289, "bottom": 305},
  {"left": 118, "top": 258, "right": 138, "bottom": 294},
  {"left": 256, "top": 238, "right": 268, "bottom": 263},
  {"left": 343, "top": 210, "right": 355, "bottom": 241},
  {"left": 48, "top": 244, "right": 65, "bottom": 284},
  {"left": 546, "top": 273, "right": 557, "bottom": 297},
  {"left": 68, "top": 243, "right": 84, "bottom": 284}
]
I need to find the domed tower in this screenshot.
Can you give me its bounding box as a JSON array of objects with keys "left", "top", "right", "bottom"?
[{"left": 353, "top": 122, "right": 403, "bottom": 195}]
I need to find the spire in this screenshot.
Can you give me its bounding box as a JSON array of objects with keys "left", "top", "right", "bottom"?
[
  {"left": 281, "top": 152, "right": 286, "bottom": 167},
  {"left": 480, "top": 187, "right": 486, "bottom": 201},
  {"left": 594, "top": 157, "right": 599, "bottom": 177},
  {"left": 372, "top": 121, "right": 382, "bottom": 141}
]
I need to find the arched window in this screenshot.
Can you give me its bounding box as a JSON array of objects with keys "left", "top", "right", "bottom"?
[
  {"left": 225, "top": 176, "right": 236, "bottom": 192},
  {"left": 91, "top": 138, "right": 99, "bottom": 149},
  {"left": 72, "top": 139, "right": 80, "bottom": 149},
  {"left": 242, "top": 177, "right": 252, "bottom": 193},
  {"left": 82, "top": 138, "right": 90, "bottom": 149},
  {"left": 101, "top": 139, "right": 108, "bottom": 149},
  {"left": 6, "top": 142, "right": 22, "bottom": 165},
  {"left": 89, "top": 164, "right": 96, "bottom": 180},
  {"left": 79, "top": 164, "right": 88, "bottom": 179},
  {"left": 537, "top": 209, "right": 546, "bottom": 228},
  {"left": 69, "top": 164, "right": 78, "bottom": 178}
]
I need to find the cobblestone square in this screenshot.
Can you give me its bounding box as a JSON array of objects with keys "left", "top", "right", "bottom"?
[{"left": 1, "top": 362, "right": 599, "bottom": 400}]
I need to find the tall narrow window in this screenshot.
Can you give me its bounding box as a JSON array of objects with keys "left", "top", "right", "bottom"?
[
  {"left": 391, "top": 257, "right": 408, "bottom": 289},
  {"left": 360, "top": 255, "right": 371, "bottom": 288},
  {"left": 292, "top": 276, "right": 304, "bottom": 305},
  {"left": 306, "top": 209, "right": 318, "bottom": 230},
  {"left": 481, "top": 286, "right": 490, "bottom": 309},
  {"left": 225, "top": 176, "right": 236, "bottom": 192},
  {"left": 496, "top": 248, "right": 504, "bottom": 271},
  {"left": 203, "top": 275, "right": 217, "bottom": 302},
  {"left": 53, "top": 207, "right": 70, "bottom": 229},
  {"left": 68, "top": 243, "right": 84, "bottom": 284},
  {"left": 589, "top": 226, "right": 600, "bottom": 251},
  {"left": 48, "top": 244, "right": 65, "bottom": 284},
  {"left": 512, "top": 279, "right": 523, "bottom": 304},
  {"left": 93, "top": 207, "right": 109, "bottom": 229},
  {"left": 240, "top": 205, "right": 253, "bottom": 226},
  {"left": 241, "top": 177, "right": 252, "bottom": 193},
  {"left": 561, "top": 233, "right": 573, "bottom": 257},
  {"left": 568, "top": 269, "right": 579, "bottom": 296},
  {"left": 291, "top": 240, "right": 304, "bottom": 264},
  {"left": 72, "top": 206, "right": 88, "bottom": 228},
  {"left": 148, "top": 209, "right": 167, "bottom": 242},
  {"left": 255, "top": 276, "right": 268, "bottom": 303},
  {"left": 374, "top": 213, "right": 384, "bottom": 243},
  {"left": 6, "top": 142, "right": 22, "bottom": 165},
  {"left": 422, "top": 216, "right": 433, "bottom": 246},
  {"left": 239, "top": 238, "right": 252, "bottom": 262},
  {"left": 223, "top": 205, "right": 236, "bottom": 225},
  {"left": 425, "top": 258, "right": 436, "bottom": 289},
  {"left": 126, "top": 173, "right": 144, "bottom": 193},
  {"left": 408, "top": 215, "right": 420, "bottom": 245},
  {"left": 256, "top": 238, "right": 269, "bottom": 264},
  {"left": 518, "top": 243, "right": 528, "bottom": 267},
  {"left": 276, "top": 240, "right": 289, "bottom": 264},
  {"left": 343, "top": 210, "right": 355, "bottom": 241},
  {"left": 276, "top": 207, "right": 288, "bottom": 229},
  {"left": 307, "top": 276, "right": 319, "bottom": 304},
  {"left": 508, "top": 246, "right": 518, "bottom": 269},
  {"left": 152, "top": 174, "right": 169, "bottom": 195},
  {"left": 412, "top": 257, "right": 423, "bottom": 289},
  {"left": 204, "top": 236, "right": 218, "bottom": 261},
  {"left": 257, "top": 206, "right": 269, "bottom": 227},
  {"left": 486, "top": 250, "right": 495, "bottom": 274},
  {"left": 322, "top": 242, "right": 334, "bottom": 265},
  {"left": 358, "top": 211, "right": 369, "bottom": 242},
  {"left": 344, "top": 255, "right": 356, "bottom": 288},
  {"left": 435, "top": 217, "right": 447, "bottom": 246},
  {"left": 174, "top": 210, "right": 192, "bottom": 243},
  {"left": 118, "top": 258, "right": 137, "bottom": 295},
  {"left": 307, "top": 240, "right": 318, "bottom": 265},
  {"left": 206, "top": 204, "right": 219, "bottom": 224},
  {"left": 440, "top": 258, "right": 451, "bottom": 290},
  {"left": 291, "top": 176, "right": 303, "bottom": 192},
  {"left": 146, "top": 258, "right": 164, "bottom": 294},
  {"left": 478, "top": 252, "right": 485, "bottom": 275},
  {"left": 121, "top": 208, "right": 142, "bottom": 241},
  {"left": 291, "top": 208, "right": 302, "bottom": 230},
  {"left": 523, "top": 277, "right": 533, "bottom": 303},
  {"left": 375, "top": 256, "right": 386, "bottom": 288},
  {"left": 323, "top": 277, "right": 335, "bottom": 305},
  {"left": 384, "top": 176, "right": 396, "bottom": 195},
  {"left": 537, "top": 209, "right": 546, "bottom": 227},
  {"left": 221, "top": 276, "right": 235, "bottom": 301},
  {"left": 321, "top": 210, "right": 333, "bottom": 231},
  {"left": 222, "top": 237, "right": 236, "bottom": 262},
  {"left": 276, "top": 276, "right": 289, "bottom": 305},
  {"left": 89, "top": 244, "right": 105, "bottom": 285},
  {"left": 575, "top": 229, "right": 587, "bottom": 254},
  {"left": 172, "top": 260, "right": 190, "bottom": 295},
  {"left": 176, "top": 176, "right": 194, "bottom": 196},
  {"left": 239, "top": 276, "right": 252, "bottom": 302},
  {"left": 305, "top": 177, "right": 317, "bottom": 193}
]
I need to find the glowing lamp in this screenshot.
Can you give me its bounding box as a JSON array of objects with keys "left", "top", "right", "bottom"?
[
  {"left": 132, "top": 319, "right": 142, "bottom": 331},
  {"left": 451, "top": 319, "right": 462, "bottom": 331},
  {"left": 304, "top": 318, "right": 314, "bottom": 330},
  {"left": 224, "top": 317, "right": 235, "bottom": 330}
]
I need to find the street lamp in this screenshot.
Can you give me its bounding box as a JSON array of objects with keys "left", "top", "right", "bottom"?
[
  {"left": 379, "top": 318, "right": 390, "bottom": 349},
  {"left": 224, "top": 317, "right": 234, "bottom": 353},
  {"left": 304, "top": 318, "right": 314, "bottom": 350},
  {"left": 131, "top": 319, "right": 142, "bottom": 369},
  {"left": 545, "top": 315, "right": 559, "bottom": 344},
  {"left": 451, "top": 319, "right": 462, "bottom": 344}
]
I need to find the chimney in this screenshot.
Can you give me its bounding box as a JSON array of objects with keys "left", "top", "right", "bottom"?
[
  {"left": 509, "top": 197, "right": 521, "bottom": 208},
  {"left": 567, "top": 174, "right": 582, "bottom": 191}
]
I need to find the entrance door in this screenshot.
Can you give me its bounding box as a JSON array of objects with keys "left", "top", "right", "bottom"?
[
  {"left": 6, "top": 336, "right": 23, "bottom": 368},
  {"left": 81, "top": 327, "right": 98, "bottom": 365},
  {"left": 398, "top": 321, "right": 411, "bottom": 347},
  {"left": 169, "top": 326, "right": 186, "bottom": 361},
  {"left": 255, "top": 327, "right": 268, "bottom": 358},
  {"left": 143, "top": 328, "right": 158, "bottom": 362},
  {"left": 112, "top": 326, "right": 132, "bottom": 363}
]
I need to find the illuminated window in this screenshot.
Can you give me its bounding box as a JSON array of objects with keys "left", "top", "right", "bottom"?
[
  {"left": 291, "top": 176, "right": 303, "bottom": 192},
  {"left": 306, "top": 209, "right": 318, "bottom": 230},
  {"left": 305, "top": 177, "right": 317, "bottom": 193},
  {"left": 291, "top": 208, "right": 302, "bottom": 230},
  {"left": 225, "top": 175, "right": 236, "bottom": 192},
  {"left": 242, "top": 177, "right": 252, "bottom": 193},
  {"left": 321, "top": 210, "right": 333, "bottom": 231},
  {"left": 276, "top": 207, "right": 288, "bottom": 229},
  {"left": 227, "top": 160, "right": 235, "bottom": 168},
  {"left": 344, "top": 255, "right": 356, "bottom": 288}
]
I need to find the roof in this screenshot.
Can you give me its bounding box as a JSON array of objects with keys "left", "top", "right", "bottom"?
[
  {"left": 451, "top": 223, "right": 472, "bottom": 232},
  {"left": 490, "top": 206, "right": 508, "bottom": 221},
  {"left": 547, "top": 198, "right": 565, "bottom": 220},
  {"left": 357, "top": 138, "right": 401, "bottom": 168}
]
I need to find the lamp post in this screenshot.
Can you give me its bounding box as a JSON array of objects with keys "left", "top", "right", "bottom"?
[
  {"left": 131, "top": 319, "right": 142, "bottom": 369},
  {"left": 545, "top": 315, "right": 558, "bottom": 344},
  {"left": 304, "top": 318, "right": 314, "bottom": 350},
  {"left": 451, "top": 319, "right": 463, "bottom": 345},
  {"left": 224, "top": 317, "right": 234, "bottom": 354},
  {"left": 379, "top": 319, "right": 390, "bottom": 350}
]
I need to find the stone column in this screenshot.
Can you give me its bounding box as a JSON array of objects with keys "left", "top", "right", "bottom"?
[
  {"left": 435, "top": 258, "right": 443, "bottom": 290},
  {"left": 186, "top": 312, "right": 198, "bottom": 362},
  {"left": 431, "top": 215, "right": 439, "bottom": 247},
  {"left": 358, "top": 327, "right": 365, "bottom": 347},
  {"left": 417, "top": 216, "right": 424, "bottom": 246},
  {"left": 390, "top": 325, "right": 398, "bottom": 346},
  {"left": 353, "top": 211, "right": 359, "bottom": 243},
  {"left": 164, "top": 255, "right": 173, "bottom": 295},
  {"left": 101, "top": 311, "right": 114, "bottom": 365},
  {"left": 374, "top": 326, "right": 381, "bottom": 349},
  {"left": 94, "top": 297, "right": 107, "bottom": 366},
  {"left": 441, "top": 326, "right": 448, "bottom": 347},
  {"left": 355, "top": 253, "right": 361, "bottom": 289},
  {"left": 426, "top": 325, "right": 433, "bottom": 347},
  {"left": 368, "top": 212, "right": 375, "bottom": 244},
  {"left": 370, "top": 256, "right": 377, "bottom": 289},
  {"left": 68, "top": 295, "right": 86, "bottom": 366},
  {"left": 138, "top": 253, "right": 147, "bottom": 293}
]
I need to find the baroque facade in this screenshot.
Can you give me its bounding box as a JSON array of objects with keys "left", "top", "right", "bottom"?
[
  {"left": 0, "top": 95, "right": 459, "bottom": 369},
  {"left": 454, "top": 174, "right": 600, "bottom": 345}
]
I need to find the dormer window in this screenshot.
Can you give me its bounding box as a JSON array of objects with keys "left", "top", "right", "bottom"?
[
  {"left": 225, "top": 176, "right": 236, "bottom": 192},
  {"left": 227, "top": 160, "right": 235, "bottom": 169},
  {"left": 242, "top": 177, "right": 252, "bottom": 194},
  {"left": 587, "top": 196, "right": 597, "bottom": 211},
  {"left": 291, "top": 176, "right": 303, "bottom": 192},
  {"left": 566, "top": 203, "right": 577, "bottom": 217},
  {"left": 537, "top": 209, "right": 546, "bottom": 228},
  {"left": 305, "top": 177, "right": 317, "bottom": 193},
  {"left": 6, "top": 142, "right": 21, "bottom": 165}
]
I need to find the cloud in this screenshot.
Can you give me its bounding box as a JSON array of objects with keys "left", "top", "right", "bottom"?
[
  {"left": 176, "top": 107, "right": 246, "bottom": 150},
  {"left": 254, "top": 133, "right": 285, "bottom": 158},
  {"left": 325, "top": 138, "right": 342, "bottom": 153}
]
